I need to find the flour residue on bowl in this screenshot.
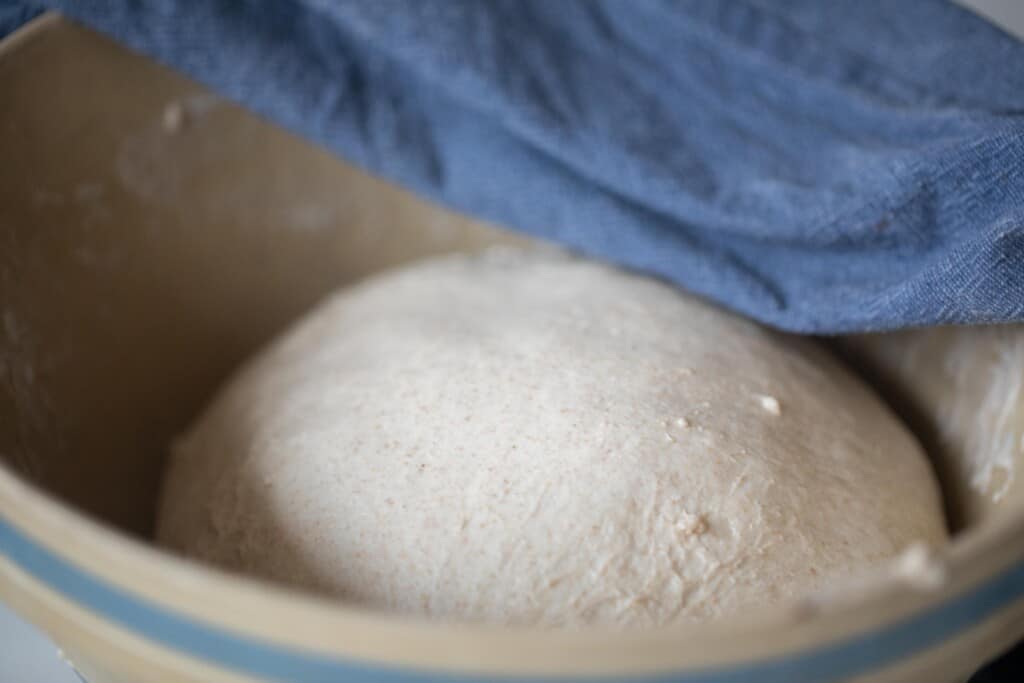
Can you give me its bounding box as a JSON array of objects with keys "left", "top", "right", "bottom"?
[
  {"left": 845, "top": 325, "right": 1024, "bottom": 521},
  {"left": 116, "top": 93, "right": 229, "bottom": 205},
  {"left": 941, "top": 330, "right": 1021, "bottom": 503}
]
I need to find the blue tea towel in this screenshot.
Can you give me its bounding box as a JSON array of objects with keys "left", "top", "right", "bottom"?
[{"left": 6, "top": 1, "right": 1024, "bottom": 333}]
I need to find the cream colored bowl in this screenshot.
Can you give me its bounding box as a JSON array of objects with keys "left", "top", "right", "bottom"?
[{"left": 2, "top": 14, "right": 1024, "bottom": 683}]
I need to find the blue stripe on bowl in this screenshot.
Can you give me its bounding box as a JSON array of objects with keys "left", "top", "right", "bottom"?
[{"left": 1, "top": 515, "right": 1023, "bottom": 682}]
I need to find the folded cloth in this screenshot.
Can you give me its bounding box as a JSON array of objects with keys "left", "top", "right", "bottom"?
[{"left": 7, "top": 1, "right": 1024, "bottom": 333}]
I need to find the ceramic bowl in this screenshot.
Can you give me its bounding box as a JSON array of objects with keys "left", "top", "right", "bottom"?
[{"left": 2, "top": 14, "right": 1023, "bottom": 683}]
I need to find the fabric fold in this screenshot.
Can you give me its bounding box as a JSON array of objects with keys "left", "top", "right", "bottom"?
[{"left": 7, "top": 0, "right": 1024, "bottom": 332}]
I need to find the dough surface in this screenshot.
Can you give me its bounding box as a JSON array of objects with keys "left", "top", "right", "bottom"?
[{"left": 158, "top": 249, "right": 946, "bottom": 627}]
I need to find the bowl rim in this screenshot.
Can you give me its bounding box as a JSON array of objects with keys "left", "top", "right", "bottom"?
[
  {"left": 3, "top": 12, "right": 1024, "bottom": 681},
  {"left": 4, "top": 457, "right": 1024, "bottom": 680}
]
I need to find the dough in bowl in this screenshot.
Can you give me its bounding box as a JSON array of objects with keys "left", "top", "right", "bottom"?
[{"left": 157, "top": 249, "right": 947, "bottom": 628}]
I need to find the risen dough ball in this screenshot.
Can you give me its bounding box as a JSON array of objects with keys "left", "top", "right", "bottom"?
[{"left": 157, "top": 249, "right": 946, "bottom": 628}]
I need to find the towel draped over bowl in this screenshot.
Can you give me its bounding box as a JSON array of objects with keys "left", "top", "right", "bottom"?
[{"left": 6, "top": 0, "right": 1024, "bottom": 333}]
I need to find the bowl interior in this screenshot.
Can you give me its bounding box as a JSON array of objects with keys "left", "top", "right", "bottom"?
[
  {"left": 0, "top": 16, "right": 519, "bottom": 538},
  {"left": 0, "top": 15, "right": 1012, "bottom": 553}
]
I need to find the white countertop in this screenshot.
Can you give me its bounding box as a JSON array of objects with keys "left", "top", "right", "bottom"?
[{"left": 0, "top": 602, "right": 78, "bottom": 682}]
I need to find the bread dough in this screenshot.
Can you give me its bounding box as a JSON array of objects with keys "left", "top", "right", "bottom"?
[
  {"left": 157, "top": 249, "right": 947, "bottom": 628},
  {"left": 844, "top": 327, "right": 1024, "bottom": 528}
]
